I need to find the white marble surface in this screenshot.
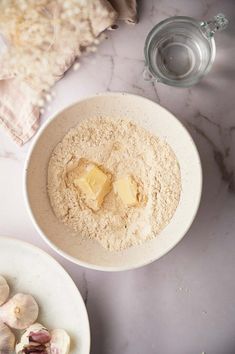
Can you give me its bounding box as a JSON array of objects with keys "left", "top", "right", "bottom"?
[{"left": 1, "top": 1, "right": 235, "bottom": 353}]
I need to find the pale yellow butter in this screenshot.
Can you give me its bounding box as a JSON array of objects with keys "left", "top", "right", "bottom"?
[
  {"left": 114, "top": 175, "right": 138, "bottom": 207},
  {"left": 74, "top": 164, "right": 111, "bottom": 209}
]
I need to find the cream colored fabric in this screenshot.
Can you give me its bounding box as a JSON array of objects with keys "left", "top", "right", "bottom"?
[
  {"left": 0, "top": 79, "right": 40, "bottom": 145},
  {"left": 0, "top": 0, "right": 138, "bottom": 145},
  {"left": 90, "top": 0, "right": 118, "bottom": 35}
]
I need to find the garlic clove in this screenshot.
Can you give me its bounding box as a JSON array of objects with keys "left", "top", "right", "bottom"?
[
  {"left": 16, "top": 323, "right": 51, "bottom": 354},
  {"left": 29, "top": 327, "right": 51, "bottom": 344},
  {"left": 0, "top": 320, "right": 15, "bottom": 353},
  {"left": 16, "top": 324, "right": 70, "bottom": 354},
  {"left": 0, "top": 275, "right": 10, "bottom": 306},
  {"left": 50, "top": 329, "right": 70, "bottom": 354},
  {"left": 0, "top": 293, "right": 39, "bottom": 330}
]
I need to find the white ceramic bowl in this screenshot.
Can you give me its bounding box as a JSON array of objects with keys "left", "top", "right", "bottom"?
[{"left": 24, "top": 93, "right": 202, "bottom": 271}]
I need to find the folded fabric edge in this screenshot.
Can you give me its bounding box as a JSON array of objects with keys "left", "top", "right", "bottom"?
[{"left": 0, "top": 106, "right": 40, "bottom": 146}]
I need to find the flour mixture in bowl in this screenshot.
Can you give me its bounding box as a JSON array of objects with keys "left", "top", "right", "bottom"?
[{"left": 47, "top": 117, "right": 181, "bottom": 251}]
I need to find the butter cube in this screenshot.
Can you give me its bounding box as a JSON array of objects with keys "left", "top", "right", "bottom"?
[
  {"left": 74, "top": 164, "right": 111, "bottom": 209},
  {"left": 114, "top": 175, "right": 138, "bottom": 207}
]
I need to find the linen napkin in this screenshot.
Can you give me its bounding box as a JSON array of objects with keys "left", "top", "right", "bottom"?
[{"left": 0, "top": 0, "right": 137, "bottom": 145}]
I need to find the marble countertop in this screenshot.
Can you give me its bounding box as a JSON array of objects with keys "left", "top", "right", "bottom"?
[{"left": 1, "top": 1, "right": 235, "bottom": 353}]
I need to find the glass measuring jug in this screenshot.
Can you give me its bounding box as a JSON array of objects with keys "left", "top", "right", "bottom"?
[{"left": 144, "top": 14, "right": 228, "bottom": 87}]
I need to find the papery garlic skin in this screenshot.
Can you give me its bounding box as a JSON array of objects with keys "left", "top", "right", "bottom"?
[
  {"left": 15, "top": 323, "right": 51, "bottom": 354},
  {"left": 0, "top": 293, "right": 39, "bottom": 329},
  {"left": 0, "top": 275, "right": 10, "bottom": 306},
  {"left": 0, "top": 320, "right": 15, "bottom": 352},
  {"left": 16, "top": 323, "right": 70, "bottom": 354},
  {"left": 50, "top": 328, "right": 70, "bottom": 354}
]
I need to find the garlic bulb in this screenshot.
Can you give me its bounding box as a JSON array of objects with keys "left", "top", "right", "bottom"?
[
  {"left": 16, "top": 324, "right": 70, "bottom": 354},
  {"left": 0, "top": 320, "right": 15, "bottom": 353},
  {"left": 16, "top": 322, "right": 51, "bottom": 354},
  {"left": 0, "top": 293, "right": 39, "bottom": 329},
  {"left": 50, "top": 328, "right": 70, "bottom": 354},
  {"left": 0, "top": 275, "right": 10, "bottom": 305}
]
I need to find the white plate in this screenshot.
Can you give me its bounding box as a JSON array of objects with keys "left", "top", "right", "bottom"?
[
  {"left": 0, "top": 236, "right": 90, "bottom": 353},
  {"left": 25, "top": 93, "right": 202, "bottom": 271}
]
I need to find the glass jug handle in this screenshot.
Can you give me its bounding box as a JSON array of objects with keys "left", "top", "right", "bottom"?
[
  {"left": 143, "top": 67, "right": 155, "bottom": 82},
  {"left": 143, "top": 67, "right": 162, "bottom": 82},
  {"left": 200, "top": 13, "right": 228, "bottom": 38}
]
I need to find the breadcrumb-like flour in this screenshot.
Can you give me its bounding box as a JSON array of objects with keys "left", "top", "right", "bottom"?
[{"left": 47, "top": 117, "right": 181, "bottom": 251}]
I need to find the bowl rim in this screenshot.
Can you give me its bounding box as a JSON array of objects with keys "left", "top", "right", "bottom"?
[{"left": 24, "top": 92, "right": 203, "bottom": 272}]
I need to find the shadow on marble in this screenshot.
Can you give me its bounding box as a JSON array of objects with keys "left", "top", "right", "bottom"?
[{"left": 89, "top": 301, "right": 106, "bottom": 354}]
